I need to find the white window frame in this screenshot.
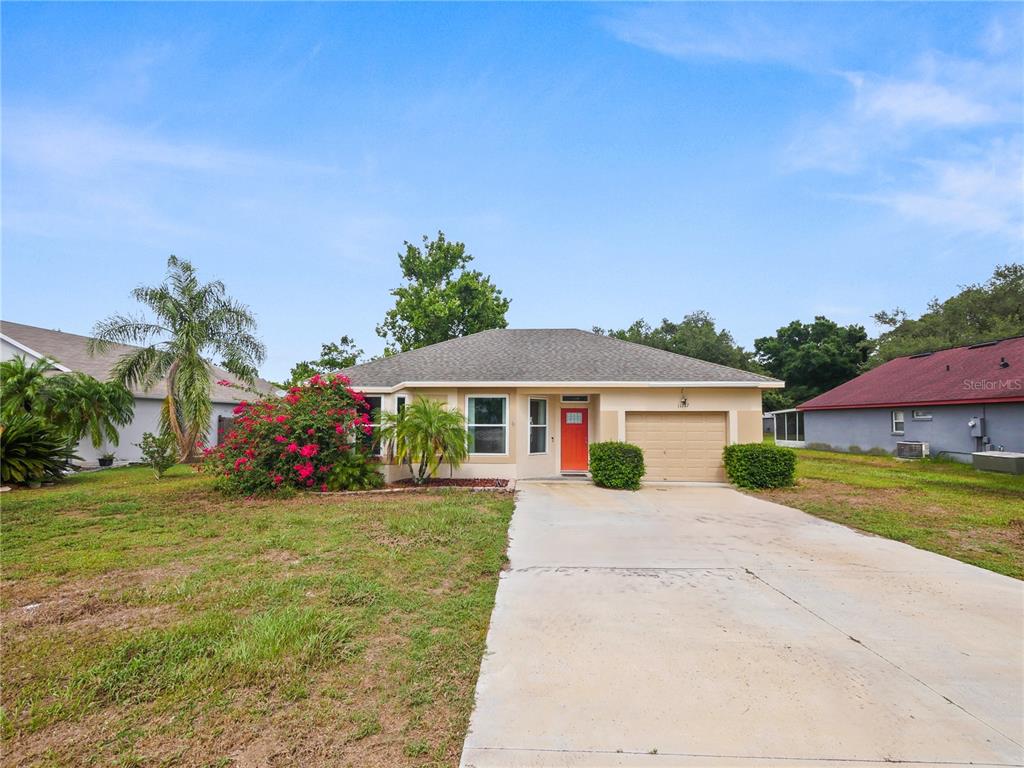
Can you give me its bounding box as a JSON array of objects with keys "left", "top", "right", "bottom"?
[
  {"left": 891, "top": 409, "right": 905, "bottom": 435},
  {"left": 528, "top": 397, "right": 548, "bottom": 455},
  {"left": 396, "top": 394, "right": 408, "bottom": 414},
  {"left": 911, "top": 409, "right": 932, "bottom": 421},
  {"left": 560, "top": 394, "right": 590, "bottom": 403},
  {"left": 465, "top": 394, "right": 509, "bottom": 456},
  {"left": 363, "top": 395, "right": 383, "bottom": 456}
]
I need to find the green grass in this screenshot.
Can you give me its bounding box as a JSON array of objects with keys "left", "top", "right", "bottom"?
[
  {"left": 754, "top": 449, "right": 1024, "bottom": 578},
  {"left": 1, "top": 466, "right": 513, "bottom": 766}
]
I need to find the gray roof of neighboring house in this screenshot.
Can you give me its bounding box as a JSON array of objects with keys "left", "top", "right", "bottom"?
[
  {"left": 340, "top": 328, "right": 781, "bottom": 388},
  {"left": 1, "top": 320, "right": 278, "bottom": 403}
]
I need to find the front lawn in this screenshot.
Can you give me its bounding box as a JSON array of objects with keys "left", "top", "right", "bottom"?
[
  {"left": 1, "top": 466, "right": 513, "bottom": 767},
  {"left": 754, "top": 449, "right": 1024, "bottom": 578}
]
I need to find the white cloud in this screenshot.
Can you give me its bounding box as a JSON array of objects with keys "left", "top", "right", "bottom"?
[
  {"left": 4, "top": 109, "right": 330, "bottom": 177},
  {"left": 856, "top": 140, "right": 1023, "bottom": 239},
  {"left": 601, "top": 6, "right": 821, "bottom": 68},
  {"left": 786, "top": 51, "right": 1022, "bottom": 239},
  {"left": 602, "top": 6, "right": 1023, "bottom": 241},
  {"left": 847, "top": 72, "right": 1000, "bottom": 128}
]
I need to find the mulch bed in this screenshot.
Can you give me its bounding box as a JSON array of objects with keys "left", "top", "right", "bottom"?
[{"left": 390, "top": 478, "right": 510, "bottom": 488}]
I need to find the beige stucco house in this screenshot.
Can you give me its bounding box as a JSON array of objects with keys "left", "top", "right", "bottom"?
[{"left": 341, "top": 329, "right": 783, "bottom": 482}]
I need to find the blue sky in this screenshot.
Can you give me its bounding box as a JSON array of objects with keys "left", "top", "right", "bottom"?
[{"left": 3, "top": 2, "right": 1021, "bottom": 381}]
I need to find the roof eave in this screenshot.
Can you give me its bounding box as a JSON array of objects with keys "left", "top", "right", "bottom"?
[
  {"left": 351, "top": 379, "right": 784, "bottom": 394},
  {"left": 798, "top": 395, "right": 1024, "bottom": 411},
  {"left": 0, "top": 333, "right": 72, "bottom": 372}
]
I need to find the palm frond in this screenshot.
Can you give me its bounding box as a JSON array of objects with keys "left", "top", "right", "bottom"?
[
  {"left": 110, "top": 346, "right": 172, "bottom": 391},
  {"left": 89, "top": 314, "right": 169, "bottom": 354}
]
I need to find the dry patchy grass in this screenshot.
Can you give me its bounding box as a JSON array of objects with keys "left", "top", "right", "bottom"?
[
  {"left": 754, "top": 450, "right": 1024, "bottom": 578},
  {"left": 1, "top": 466, "right": 513, "bottom": 767}
]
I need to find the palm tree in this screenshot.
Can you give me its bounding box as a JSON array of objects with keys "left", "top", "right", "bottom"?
[
  {"left": 90, "top": 255, "right": 266, "bottom": 461},
  {"left": 380, "top": 397, "right": 469, "bottom": 484},
  {"left": 0, "top": 355, "right": 58, "bottom": 419},
  {"left": 45, "top": 373, "right": 135, "bottom": 450}
]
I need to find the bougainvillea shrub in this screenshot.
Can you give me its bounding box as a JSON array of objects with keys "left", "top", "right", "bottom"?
[{"left": 202, "top": 374, "right": 379, "bottom": 494}]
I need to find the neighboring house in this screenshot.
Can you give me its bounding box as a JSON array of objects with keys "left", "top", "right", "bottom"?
[
  {"left": 796, "top": 336, "right": 1024, "bottom": 461},
  {"left": 1, "top": 320, "right": 277, "bottom": 465},
  {"left": 340, "top": 328, "right": 782, "bottom": 482}
]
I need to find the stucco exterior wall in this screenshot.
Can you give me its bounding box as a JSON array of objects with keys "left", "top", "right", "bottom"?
[
  {"left": 76, "top": 400, "right": 239, "bottom": 465},
  {"left": 375, "top": 385, "right": 765, "bottom": 480},
  {"left": 803, "top": 403, "right": 1024, "bottom": 461}
]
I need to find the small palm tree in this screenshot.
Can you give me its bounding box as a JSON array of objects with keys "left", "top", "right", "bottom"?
[
  {"left": 90, "top": 256, "right": 266, "bottom": 461},
  {"left": 380, "top": 397, "right": 468, "bottom": 484},
  {"left": 0, "top": 355, "right": 57, "bottom": 418},
  {"left": 45, "top": 373, "right": 135, "bottom": 450}
]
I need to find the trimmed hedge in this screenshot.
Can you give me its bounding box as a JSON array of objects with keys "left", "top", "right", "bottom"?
[
  {"left": 589, "top": 441, "right": 646, "bottom": 490},
  {"left": 723, "top": 442, "right": 796, "bottom": 489}
]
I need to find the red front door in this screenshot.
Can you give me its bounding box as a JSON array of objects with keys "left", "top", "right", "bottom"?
[{"left": 561, "top": 408, "right": 589, "bottom": 471}]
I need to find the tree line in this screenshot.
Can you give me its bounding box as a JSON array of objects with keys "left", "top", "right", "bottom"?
[{"left": 595, "top": 263, "right": 1023, "bottom": 410}]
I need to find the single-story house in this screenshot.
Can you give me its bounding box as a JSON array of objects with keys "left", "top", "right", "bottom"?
[
  {"left": 1, "top": 320, "right": 278, "bottom": 466},
  {"left": 793, "top": 335, "right": 1024, "bottom": 461},
  {"left": 339, "top": 328, "right": 783, "bottom": 482}
]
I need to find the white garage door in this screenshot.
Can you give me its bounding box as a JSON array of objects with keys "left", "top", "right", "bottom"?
[{"left": 625, "top": 412, "right": 727, "bottom": 482}]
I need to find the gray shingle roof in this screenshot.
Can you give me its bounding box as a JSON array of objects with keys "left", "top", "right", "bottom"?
[
  {"left": 1, "top": 320, "right": 278, "bottom": 403},
  {"left": 340, "top": 329, "right": 780, "bottom": 388}
]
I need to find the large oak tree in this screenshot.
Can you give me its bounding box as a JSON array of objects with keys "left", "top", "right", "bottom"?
[{"left": 376, "top": 232, "right": 510, "bottom": 354}]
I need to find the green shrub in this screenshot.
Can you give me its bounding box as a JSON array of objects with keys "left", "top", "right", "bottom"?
[
  {"left": 327, "top": 450, "right": 385, "bottom": 491},
  {"left": 0, "top": 413, "right": 78, "bottom": 485},
  {"left": 722, "top": 443, "right": 796, "bottom": 489},
  {"left": 589, "top": 442, "right": 645, "bottom": 490},
  {"left": 138, "top": 432, "right": 177, "bottom": 479}
]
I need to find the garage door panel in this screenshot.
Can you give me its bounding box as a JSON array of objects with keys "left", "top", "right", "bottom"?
[{"left": 625, "top": 412, "right": 727, "bottom": 482}]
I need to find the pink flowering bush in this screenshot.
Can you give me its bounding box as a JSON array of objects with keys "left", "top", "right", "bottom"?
[{"left": 201, "top": 373, "right": 380, "bottom": 494}]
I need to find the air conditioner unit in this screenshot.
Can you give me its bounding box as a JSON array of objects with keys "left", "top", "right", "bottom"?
[{"left": 896, "top": 441, "right": 929, "bottom": 459}]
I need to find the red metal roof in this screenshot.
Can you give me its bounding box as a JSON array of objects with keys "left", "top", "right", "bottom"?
[{"left": 798, "top": 336, "right": 1024, "bottom": 411}]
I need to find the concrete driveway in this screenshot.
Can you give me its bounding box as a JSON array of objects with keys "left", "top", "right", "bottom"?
[{"left": 461, "top": 482, "right": 1024, "bottom": 768}]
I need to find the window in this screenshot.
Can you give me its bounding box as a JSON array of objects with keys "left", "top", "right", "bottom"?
[
  {"left": 773, "top": 410, "right": 804, "bottom": 442},
  {"left": 529, "top": 398, "right": 548, "bottom": 454},
  {"left": 912, "top": 409, "right": 932, "bottom": 421},
  {"left": 891, "top": 410, "right": 905, "bottom": 434},
  {"left": 359, "top": 396, "right": 382, "bottom": 455},
  {"left": 467, "top": 396, "right": 507, "bottom": 454},
  {"left": 396, "top": 395, "right": 407, "bottom": 415},
  {"left": 561, "top": 395, "right": 589, "bottom": 403}
]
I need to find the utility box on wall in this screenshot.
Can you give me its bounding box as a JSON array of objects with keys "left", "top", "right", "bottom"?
[{"left": 968, "top": 417, "right": 986, "bottom": 438}]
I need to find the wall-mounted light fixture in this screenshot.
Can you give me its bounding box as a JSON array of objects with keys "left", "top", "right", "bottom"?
[{"left": 679, "top": 389, "right": 689, "bottom": 408}]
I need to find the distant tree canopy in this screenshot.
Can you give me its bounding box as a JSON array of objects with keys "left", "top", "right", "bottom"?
[
  {"left": 754, "top": 317, "right": 873, "bottom": 410},
  {"left": 287, "top": 336, "right": 363, "bottom": 386},
  {"left": 376, "top": 232, "right": 510, "bottom": 355},
  {"left": 594, "top": 311, "right": 758, "bottom": 372},
  {"left": 870, "top": 263, "right": 1024, "bottom": 367}
]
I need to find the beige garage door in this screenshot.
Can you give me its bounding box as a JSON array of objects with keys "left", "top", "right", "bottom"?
[{"left": 625, "top": 412, "right": 727, "bottom": 482}]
